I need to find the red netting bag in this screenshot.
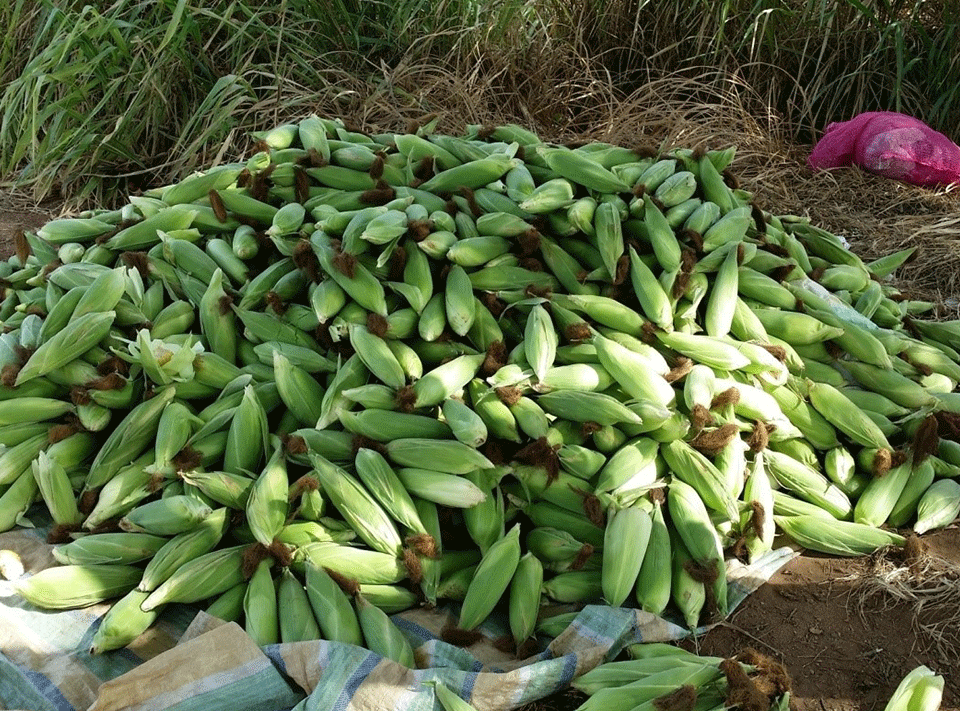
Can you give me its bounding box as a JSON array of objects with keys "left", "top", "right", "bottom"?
[{"left": 808, "top": 111, "right": 960, "bottom": 187}]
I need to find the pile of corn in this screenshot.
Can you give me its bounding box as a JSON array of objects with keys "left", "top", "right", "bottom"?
[{"left": 2, "top": 115, "right": 960, "bottom": 668}]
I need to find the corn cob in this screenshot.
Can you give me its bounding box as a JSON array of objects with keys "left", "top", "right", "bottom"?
[
  {"left": 668, "top": 477, "right": 728, "bottom": 617},
  {"left": 84, "top": 385, "right": 176, "bottom": 490},
  {"left": 354, "top": 592, "right": 415, "bottom": 666},
  {"left": 634, "top": 491, "right": 671, "bottom": 615},
  {"left": 601, "top": 504, "right": 652, "bottom": 607},
  {"left": 89, "top": 588, "right": 165, "bottom": 654},
  {"left": 541, "top": 569, "right": 603, "bottom": 604},
  {"left": 383, "top": 438, "right": 493, "bottom": 474},
  {"left": 15, "top": 564, "right": 142, "bottom": 609},
  {"left": 776, "top": 515, "right": 905, "bottom": 556},
  {"left": 661, "top": 440, "right": 739, "bottom": 522},
  {"left": 243, "top": 558, "right": 279, "bottom": 646},
  {"left": 273, "top": 567, "right": 320, "bottom": 643},
  {"left": 457, "top": 523, "right": 521, "bottom": 630},
  {"left": 354, "top": 447, "right": 427, "bottom": 535},
  {"left": 135, "top": 508, "right": 229, "bottom": 593},
  {"left": 704, "top": 247, "right": 740, "bottom": 337},
  {"left": 201, "top": 581, "right": 246, "bottom": 624},
  {"left": 914, "top": 479, "right": 960, "bottom": 534},
  {"left": 764, "top": 450, "right": 852, "bottom": 520},
  {"left": 14, "top": 311, "right": 114, "bottom": 386},
  {"left": 140, "top": 544, "right": 247, "bottom": 611},
  {"left": 52, "top": 532, "right": 168, "bottom": 566},
  {"left": 26, "top": 449, "right": 79, "bottom": 526},
  {"left": 301, "top": 561, "right": 364, "bottom": 645},
  {"left": 309, "top": 452, "right": 404, "bottom": 556},
  {"left": 119, "top": 495, "right": 212, "bottom": 536}
]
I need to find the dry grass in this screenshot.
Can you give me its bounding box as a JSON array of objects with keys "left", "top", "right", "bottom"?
[{"left": 847, "top": 542, "right": 960, "bottom": 669}]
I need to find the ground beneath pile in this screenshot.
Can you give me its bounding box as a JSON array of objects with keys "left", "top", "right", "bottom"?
[{"left": 3, "top": 195, "right": 960, "bottom": 711}]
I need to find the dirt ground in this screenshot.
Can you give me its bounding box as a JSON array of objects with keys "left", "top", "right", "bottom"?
[
  {"left": 0, "top": 191, "right": 54, "bottom": 258},
  {"left": 4, "top": 193, "right": 960, "bottom": 711}
]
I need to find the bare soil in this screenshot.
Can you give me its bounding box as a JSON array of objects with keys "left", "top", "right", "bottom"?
[
  {"left": 0, "top": 191, "right": 57, "bottom": 256},
  {"left": 690, "top": 528, "right": 960, "bottom": 711}
]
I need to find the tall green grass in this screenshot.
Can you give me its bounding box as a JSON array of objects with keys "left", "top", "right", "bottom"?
[{"left": 0, "top": 0, "right": 956, "bottom": 205}]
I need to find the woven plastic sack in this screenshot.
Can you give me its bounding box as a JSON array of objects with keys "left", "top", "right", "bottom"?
[{"left": 807, "top": 111, "right": 960, "bottom": 186}]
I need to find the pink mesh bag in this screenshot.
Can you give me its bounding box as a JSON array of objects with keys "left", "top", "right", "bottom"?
[{"left": 808, "top": 111, "right": 960, "bottom": 187}]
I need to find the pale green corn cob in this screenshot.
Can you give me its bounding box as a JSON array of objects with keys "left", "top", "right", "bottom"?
[
  {"left": 444, "top": 264, "right": 476, "bottom": 337},
  {"left": 628, "top": 246, "right": 673, "bottom": 329},
  {"left": 542, "top": 569, "right": 603, "bottom": 603},
  {"left": 198, "top": 268, "right": 237, "bottom": 364},
  {"left": 384, "top": 438, "right": 493, "bottom": 474},
  {"left": 508, "top": 552, "right": 543, "bottom": 649},
  {"left": 668, "top": 477, "right": 727, "bottom": 617},
  {"left": 524, "top": 304, "right": 557, "bottom": 382},
  {"left": 634, "top": 491, "right": 671, "bottom": 615},
  {"left": 339, "top": 409, "right": 452, "bottom": 442},
  {"left": 138, "top": 508, "right": 229, "bottom": 591},
  {"left": 913, "top": 479, "right": 960, "bottom": 534},
  {"left": 394, "top": 467, "right": 488, "bottom": 509},
  {"left": 642, "top": 195, "right": 682, "bottom": 272},
  {"left": 90, "top": 588, "right": 165, "bottom": 655},
  {"left": 146, "top": 401, "right": 201, "bottom": 477},
  {"left": 354, "top": 592, "right": 415, "bottom": 666},
  {"left": 601, "top": 504, "right": 652, "bottom": 607},
  {"left": 411, "top": 353, "right": 485, "bottom": 409},
  {"left": 243, "top": 441, "right": 290, "bottom": 546},
  {"left": 776, "top": 515, "right": 905, "bottom": 556},
  {"left": 141, "top": 544, "right": 247, "bottom": 611},
  {"left": 536, "top": 390, "right": 642, "bottom": 426},
  {"left": 69, "top": 267, "right": 126, "bottom": 321},
  {"left": 31, "top": 450, "right": 82, "bottom": 526},
  {"left": 15, "top": 564, "right": 142, "bottom": 609},
  {"left": 593, "top": 334, "right": 675, "bottom": 407},
  {"left": 53, "top": 532, "right": 168, "bottom": 566},
  {"left": 205, "top": 582, "right": 247, "bottom": 623},
  {"left": 807, "top": 381, "right": 891, "bottom": 451},
  {"left": 296, "top": 541, "right": 406, "bottom": 585},
  {"left": 768, "top": 384, "right": 840, "bottom": 451},
  {"left": 742, "top": 452, "right": 775, "bottom": 561},
  {"left": 223, "top": 384, "right": 270, "bottom": 475},
  {"left": 310, "top": 453, "right": 404, "bottom": 556},
  {"left": 277, "top": 567, "right": 321, "bottom": 643},
  {"left": 661, "top": 440, "right": 739, "bottom": 522},
  {"left": 765, "top": 450, "right": 852, "bottom": 520},
  {"left": 536, "top": 363, "right": 614, "bottom": 392},
  {"left": 854, "top": 461, "right": 913, "bottom": 527},
  {"left": 354, "top": 447, "right": 427, "bottom": 535},
  {"left": 526, "top": 526, "right": 594, "bottom": 572},
  {"left": 654, "top": 331, "right": 752, "bottom": 371},
  {"left": 303, "top": 561, "right": 364, "bottom": 645},
  {"left": 15, "top": 311, "right": 114, "bottom": 386},
  {"left": 243, "top": 558, "right": 279, "bottom": 646},
  {"left": 82, "top": 453, "right": 156, "bottom": 529},
  {"left": 85, "top": 385, "right": 176, "bottom": 490},
  {"left": 458, "top": 523, "right": 522, "bottom": 630},
  {"left": 888, "top": 460, "right": 936, "bottom": 528},
  {"left": 704, "top": 247, "right": 739, "bottom": 337},
  {"left": 442, "top": 397, "right": 487, "bottom": 448},
  {"left": 119, "top": 495, "right": 212, "bottom": 536},
  {"left": 349, "top": 323, "right": 406, "bottom": 389}
]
